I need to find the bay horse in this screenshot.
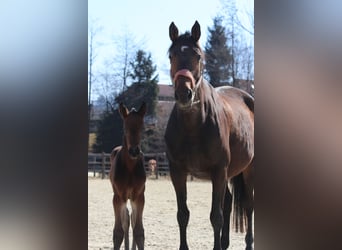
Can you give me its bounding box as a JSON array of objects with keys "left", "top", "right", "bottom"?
[
  {"left": 109, "top": 102, "right": 147, "bottom": 250},
  {"left": 164, "top": 21, "right": 254, "bottom": 250}
]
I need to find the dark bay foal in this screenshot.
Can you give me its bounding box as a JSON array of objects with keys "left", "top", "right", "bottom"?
[{"left": 109, "top": 102, "right": 147, "bottom": 250}]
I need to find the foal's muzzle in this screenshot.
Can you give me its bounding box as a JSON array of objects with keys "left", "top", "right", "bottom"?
[{"left": 128, "top": 146, "right": 141, "bottom": 158}]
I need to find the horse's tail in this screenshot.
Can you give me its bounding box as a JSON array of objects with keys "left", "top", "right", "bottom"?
[{"left": 231, "top": 172, "right": 247, "bottom": 233}]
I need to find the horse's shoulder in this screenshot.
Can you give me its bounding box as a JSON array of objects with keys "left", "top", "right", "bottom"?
[{"left": 165, "top": 106, "right": 178, "bottom": 133}]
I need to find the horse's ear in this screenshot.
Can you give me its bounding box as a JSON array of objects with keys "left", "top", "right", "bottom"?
[
  {"left": 119, "top": 103, "right": 129, "bottom": 118},
  {"left": 169, "top": 22, "right": 179, "bottom": 42},
  {"left": 138, "top": 102, "right": 147, "bottom": 117},
  {"left": 191, "top": 21, "right": 201, "bottom": 42}
]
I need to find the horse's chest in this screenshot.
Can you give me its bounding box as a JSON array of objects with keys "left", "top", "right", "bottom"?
[
  {"left": 114, "top": 174, "right": 145, "bottom": 200},
  {"left": 174, "top": 136, "right": 220, "bottom": 166},
  {"left": 113, "top": 162, "right": 146, "bottom": 200}
]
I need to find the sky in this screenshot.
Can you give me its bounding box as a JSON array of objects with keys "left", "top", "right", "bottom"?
[{"left": 88, "top": 0, "right": 253, "bottom": 100}]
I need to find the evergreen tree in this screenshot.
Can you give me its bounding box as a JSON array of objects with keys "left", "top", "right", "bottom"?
[
  {"left": 204, "top": 16, "right": 232, "bottom": 87},
  {"left": 94, "top": 49, "right": 159, "bottom": 154},
  {"left": 116, "top": 50, "right": 159, "bottom": 116},
  {"left": 92, "top": 106, "right": 123, "bottom": 153}
]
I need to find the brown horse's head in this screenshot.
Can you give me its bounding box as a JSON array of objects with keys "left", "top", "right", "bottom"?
[
  {"left": 119, "top": 102, "right": 147, "bottom": 159},
  {"left": 168, "top": 21, "right": 204, "bottom": 109}
]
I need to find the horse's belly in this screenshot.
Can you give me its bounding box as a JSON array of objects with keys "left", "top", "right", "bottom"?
[{"left": 171, "top": 145, "right": 222, "bottom": 179}]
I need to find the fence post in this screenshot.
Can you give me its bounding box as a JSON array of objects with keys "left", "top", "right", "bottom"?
[
  {"left": 93, "top": 155, "right": 96, "bottom": 177},
  {"left": 101, "top": 152, "right": 105, "bottom": 179},
  {"left": 155, "top": 160, "right": 159, "bottom": 179}
]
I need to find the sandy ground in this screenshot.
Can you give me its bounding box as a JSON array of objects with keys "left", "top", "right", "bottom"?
[{"left": 88, "top": 176, "right": 249, "bottom": 250}]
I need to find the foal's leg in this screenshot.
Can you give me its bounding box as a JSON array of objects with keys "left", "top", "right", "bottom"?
[
  {"left": 243, "top": 163, "right": 254, "bottom": 250},
  {"left": 122, "top": 207, "right": 130, "bottom": 250},
  {"left": 210, "top": 168, "right": 227, "bottom": 250},
  {"left": 131, "top": 192, "right": 145, "bottom": 250},
  {"left": 170, "top": 170, "right": 189, "bottom": 250},
  {"left": 113, "top": 194, "right": 127, "bottom": 250},
  {"left": 221, "top": 185, "right": 232, "bottom": 250}
]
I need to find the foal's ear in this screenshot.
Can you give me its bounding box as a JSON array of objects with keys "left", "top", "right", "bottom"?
[
  {"left": 169, "top": 22, "right": 179, "bottom": 42},
  {"left": 119, "top": 103, "right": 129, "bottom": 118},
  {"left": 191, "top": 21, "right": 201, "bottom": 42},
  {"left": 138, "top": 102, "right": 147, "bottom": 117}
]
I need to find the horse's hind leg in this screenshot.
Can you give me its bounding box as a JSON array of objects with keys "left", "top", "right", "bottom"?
[
  {"left": 113, "top": 194, "right": 127, "bottom": 250},
  {"left": 221, "top": 185, "right": 232, "bottom": 250},
  {"left": 243, "top": 162, "right": 254, "bottom": 250},
  {"left": 131, "top": 193, "right": 145, "bottom": 250}
]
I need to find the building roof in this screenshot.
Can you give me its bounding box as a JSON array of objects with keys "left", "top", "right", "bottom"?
[{"left": 158, "top": 84, "right": 174, "bottom": 98}]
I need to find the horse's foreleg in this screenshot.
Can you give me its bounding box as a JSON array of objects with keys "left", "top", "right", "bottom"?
[
  {"left": 122, "top": 207, "right": 130, "bottom": 250},
  {"left": 113, "top": 194, "right": 126, "bottom": 250},
  {"left": 221, "top": 185, "right": 232, "bottom": 250},
  {"left": 171, "top": 170, "right": 189, "bottom": 250},
  {"left": 131, "top": 194, "right": 145, "bottom": 250},
  {"left": 210, "top": 168, "right": 227, "bottom": 250}
]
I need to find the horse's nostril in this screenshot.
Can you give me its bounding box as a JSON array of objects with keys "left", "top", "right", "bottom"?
[
  {"left": 129, "top": 146, "right": 140, "bottom": 157},
  {"left": 187, "top": 90, "right": 192, "bottom": 100},
  {"left": 175, "top": 92, "right": 179, "bottom": 101}
]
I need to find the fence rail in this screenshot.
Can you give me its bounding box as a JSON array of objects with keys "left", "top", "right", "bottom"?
[{"left": 88, "top": 152, "right": 169, "bottom": 179}]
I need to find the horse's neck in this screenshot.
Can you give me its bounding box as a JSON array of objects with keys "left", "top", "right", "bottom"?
[
  {"left": 177, "top": 109, "right": 202, "bottom": 135},
  {"left": 176, "top": 80, "right": 213, "bottom": 134},
  {"left": 199, "top": 80, "right": 219, "bottom": 121}
]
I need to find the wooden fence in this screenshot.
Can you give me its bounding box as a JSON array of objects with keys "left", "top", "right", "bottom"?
[{"left": 88, "top": 152, "right": 169, "bottom": 179}]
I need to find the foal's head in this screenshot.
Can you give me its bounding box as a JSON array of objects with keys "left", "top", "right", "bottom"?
[
  {"left": 168, "top": 21, "right": 204, "bottom": 108},
  {"left": 119, "top": 102, "right": 147, "bottom": 159}
]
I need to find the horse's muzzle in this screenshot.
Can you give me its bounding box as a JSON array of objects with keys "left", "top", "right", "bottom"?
[
  {"left": 175, "top": 88, "right": 193, "bottom": 105},
  {"left": 128, "top": 146, "right": 141, "bottom": 158}
]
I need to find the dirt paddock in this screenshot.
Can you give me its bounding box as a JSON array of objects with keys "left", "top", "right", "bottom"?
[{"left": 88, "top": 177, "right": 250, "bottom": 249}]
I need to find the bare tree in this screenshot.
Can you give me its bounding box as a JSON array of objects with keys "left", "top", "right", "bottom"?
[
  {"left": 88, "top": 18, "right": 103, "bottom": 122},
  {"left": 242, "top": 45, "right": 254, "bottom": 81},
  {"left": 221, "top": 0, "right": 254, "bottom": 35},
  {"left": 223, "top": 0, "right": 238, "bottom": 86},
  {"left": 235, "top": 2, "right": 254, "bottom": 36},
  {"left": 108, "top": 30, "right": 140, "bottom": 92},
  {"left": 220, "top": 0, "right": 254, "bottom": 86},
  {"left": 95, "top": 70, "right": 116, "bottom": 112},
  {"left": 92, "top": 29, "right": 140, "bottom": 115}
]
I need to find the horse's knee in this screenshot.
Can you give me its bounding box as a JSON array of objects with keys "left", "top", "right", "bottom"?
[
  {"left": 133, "top": 227, "right": 144, "bottom": 239},
  {"left": 177, "top": 207, "right": 189, "bottom": 226},
  {"left": 210, "top": 208, "right": 223, "bottom": 229},
  {"left": 122, "top": 208, "right": 130, "bottom": 231}
]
